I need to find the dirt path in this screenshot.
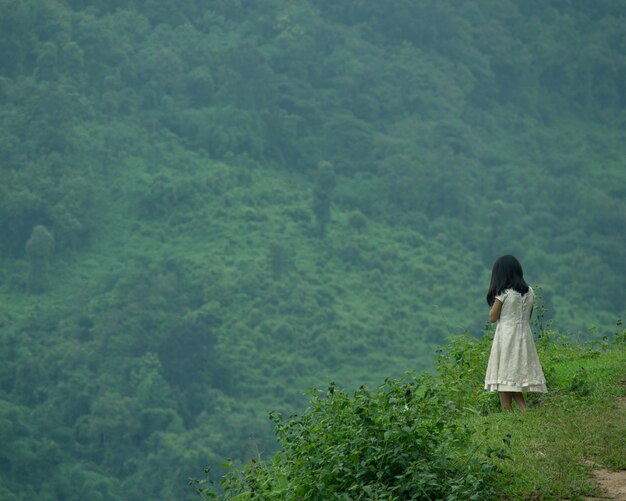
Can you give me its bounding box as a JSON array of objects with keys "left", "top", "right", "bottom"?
[
  {"left": 584, "top": 396, "right": 626, "bottom": 500},
  {"left": 585, "top": 468, "right": 626, "bottom": 501}
]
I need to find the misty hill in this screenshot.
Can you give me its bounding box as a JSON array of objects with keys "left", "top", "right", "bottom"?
[{"left": 0, "top": 0, "right": 624, "bottom": 499}]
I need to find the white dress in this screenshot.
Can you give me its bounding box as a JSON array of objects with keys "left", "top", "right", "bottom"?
[{"left": 484, "top": 287, "right": 547, "bottom": 392}]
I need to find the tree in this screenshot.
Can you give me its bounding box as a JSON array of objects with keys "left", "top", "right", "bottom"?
[
  {"left": 312, "top": 161, "right": 336, "bottom": 237},
  {"left": 25, "top": 225, "right": 54, "bottom": 293}
]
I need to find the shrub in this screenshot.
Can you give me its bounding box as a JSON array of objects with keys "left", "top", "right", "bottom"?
[{"left": 196, "top": 375, "right": 500, "bottom": 500}]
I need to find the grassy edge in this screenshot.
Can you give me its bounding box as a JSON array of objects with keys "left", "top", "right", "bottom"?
[
  {"left": 192, "top": 333, "right": 625, "bottom": 500},
  {"left": 469, "top": 346, "right": 626, "bottom": 500}
]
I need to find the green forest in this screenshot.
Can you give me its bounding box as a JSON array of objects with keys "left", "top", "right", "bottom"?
[{"left": 0, "top": 0, "right": 624, "bottom": 499}]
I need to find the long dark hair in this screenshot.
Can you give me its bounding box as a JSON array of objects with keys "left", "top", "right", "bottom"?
[{"left": 486, "top": 255, "right": 529, "bottom": 306}]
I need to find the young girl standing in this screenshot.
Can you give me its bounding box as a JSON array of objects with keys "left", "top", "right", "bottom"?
[{"left": 484, "top": 255, "right": 547, "bottom": 411}]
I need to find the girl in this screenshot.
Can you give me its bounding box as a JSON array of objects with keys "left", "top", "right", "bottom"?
[{"left": 484, "top": 255, "right": 547, "bottom": 411}]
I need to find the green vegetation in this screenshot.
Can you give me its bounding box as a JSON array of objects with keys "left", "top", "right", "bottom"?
[
  {"left": 195, "top": 328, "right": 626, "bottom": 500},
  {"left": 0, "top": 0, "right": 625, "bottom": 499},
  {"left": 25, "top": 225, "right": 55, "bottom": 293}
]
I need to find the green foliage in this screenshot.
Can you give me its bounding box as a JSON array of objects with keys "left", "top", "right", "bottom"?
[
  {"left": 435, "top": 330, "right": 500, "bottom": 415},
  {"left": 311, "top": 161, "right": 336, "bottom": 237},
  {"left": 25, "top": 224, "right": 55, "bottom": 293},
  {"left": 25, "top": 224, "right": 55, "bottom": 260},
  {"left": 568, "top": 367, "right": 592, "bottom": 396},
  {"left": 267, "top": 242, "right": 291, "bottom": 280},
  {"left": 0, "top": 0, "right": 625, "bottom": 499},
  {"left": 196, "top": 330, "right": 625, "bottom": 500},
  {"left": 204, "top": 377, "right": 499, "bottom": 500}
]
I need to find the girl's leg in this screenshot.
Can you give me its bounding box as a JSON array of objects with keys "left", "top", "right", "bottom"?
[
  {"left": 512, "top": 392, "right": 527, "bottom": 410},
  {"left": 499, "top": 392, "right": 513, "bottom": 412}
]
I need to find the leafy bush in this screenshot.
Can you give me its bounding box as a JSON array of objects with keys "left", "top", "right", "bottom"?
[{"left": 195, "top": 375, "right": 500, "bottom": 500}]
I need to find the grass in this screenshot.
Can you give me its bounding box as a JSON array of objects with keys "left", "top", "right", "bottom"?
[{"left": 470, "top": 345, "right": 626, "bottom": 500}]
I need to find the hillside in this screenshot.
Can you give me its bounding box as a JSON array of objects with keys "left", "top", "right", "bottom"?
[
  {"left": 196, "top": 330, "right": 626, "bottom": 500},
  {"left": 0, "top": 0, "right": 625, "bottom": 499}
]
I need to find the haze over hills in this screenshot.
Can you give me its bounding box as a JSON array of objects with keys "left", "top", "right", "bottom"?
[{"left": 0, "top": 0, "right": 625, "bottom": 499}]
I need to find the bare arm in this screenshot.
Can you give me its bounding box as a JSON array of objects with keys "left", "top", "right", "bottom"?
[{"left": 489, "top": 298, "right": 503, "bottom": 323}]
